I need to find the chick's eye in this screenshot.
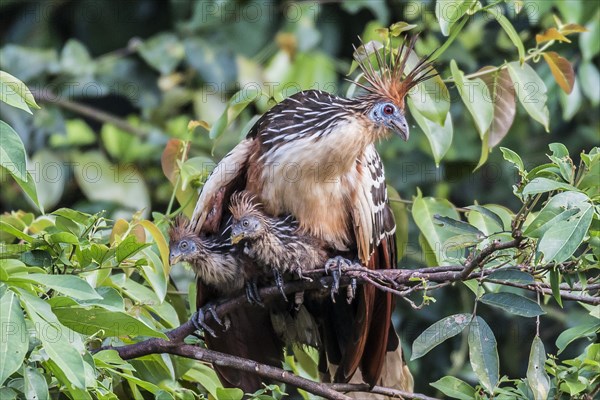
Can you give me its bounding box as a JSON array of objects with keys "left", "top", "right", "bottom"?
[
  {"left": 180, "top": 241, "right": 188, "bottom": 250},
  {"left": 383, "top": 105, "right": 394, "bottom": 115},
  {"left": 242, "top": 220, "right": 250, "bottom": 227}
]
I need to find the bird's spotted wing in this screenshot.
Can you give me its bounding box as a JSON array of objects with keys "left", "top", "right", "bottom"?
[{"left": 336, "top": 144, "right": 397, "bottom": 384}]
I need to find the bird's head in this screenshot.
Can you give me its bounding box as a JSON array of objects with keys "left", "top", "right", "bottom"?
[
  {"left": 168, "top": 216, "right": 201, "bottom": 265},
  {"left": 228, "top": 191, "right": 268, "bottom": 245},
  {"left": 367, "top": 101, "right": 409, "bottom": 141},
  {"left": 353, "top": 35, "right": 437, "bottom": 141},
  {"left": 230, "top": 215, "right": 265, "bottom": 244}
]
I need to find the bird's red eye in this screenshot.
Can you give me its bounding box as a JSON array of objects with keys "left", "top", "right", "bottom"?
[{"left": 383, "top": 105, "right": 394, "bottom": 115}]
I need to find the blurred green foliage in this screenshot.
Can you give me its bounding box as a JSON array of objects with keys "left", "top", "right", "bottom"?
[{"left": 0, "top": 0, "right": 599, "bottom": 399}]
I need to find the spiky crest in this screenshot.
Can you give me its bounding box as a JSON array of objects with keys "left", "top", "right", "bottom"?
[
  {"left": 352, "top": 34, "right": 437, "bottom": 109},
  {"left": 228, "top": 191, "right": 265, "bottom": 222},
  {"left": 169, "top": 215, "right": 194, "bottom": 242}
]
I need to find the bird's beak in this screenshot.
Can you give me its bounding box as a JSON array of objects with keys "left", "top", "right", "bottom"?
[
  {"left": 169, "top": 250, "right": 181, "bottom": 265},
  {"left": 391, "top": 114, "right": 409, "bottom": 141},
  {"left": 231, "top": 232, "right": 244, "bottom": 245}
]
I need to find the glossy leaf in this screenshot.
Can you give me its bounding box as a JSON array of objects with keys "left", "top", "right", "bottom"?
[
  {"left": 0, "top": 120, "right": 27, "bottom": 181},
  {"left": 479, "top": 68, "right": 516, "bottom": 148},
  {"left": 500, "top": 147, "right": 525, "bottom": 174},
  {"left": 527, "top": 336, "right": 550, "bottom": 400},
  {"left": 468, "top": 316, "right": 499, "bottom": 393},
  {"left": 53, "top": 307, "right": 167, "bottom": 339},
  {"left": 507, "top": 62, "right": 549, "bottom": 132},
  {"left": 412, "top": 189, "right": 461, "bottom": 265},
  {"left": 466, "top": 205, "right": 505, "bottom": 232},
  {"left": 0, "top": 70, "right": 40, "bottom": 114},
  {"left": 524, "top": 191, "right": 589, "bottom": 238},
  {"left": 579, "top": 61, "right": 600, "bottom": 106},
  {"left": 430, "top": 376, "right": 476, "bottom": 400},
  {"left": 555, "top": 322, "right": 600, "bottom": 354},
  {"left": 411, "top": 314, "right": 472, "bottom": 360},
  {"left": 11, "top": 274, "right": 101, "bottom": 300},
  {"left": 480, "top": 292, "right": 545, "bottom": 317},
  {"left": 0, "top": 291, "right": 28, "bottom": 385},
  {"left": 209, "top": 87, "right": 261, "bottom": 140},
  {"left": 23, "top": 365, "right": 49, "bottom": 400},
  {"left": 537, "top": 202, "right": 593, "bottom": 263},
  {"left": 486, "top": 269, "right": 534, "bottom": 284},
  {"left": 487, "top": 7, "right": 526, "bottom": 63},
  {"left": 522, "top": 177, "right": 578, "bottom": 196},
  {"left": 408, "top": 98, "right": 453, "bottom": 165},
  {"left": 434, "top": 215, "right": 484, "bottom": 237},
  {"left": 450, "top": 60, "right": 493, "bottom": 138},
  {"left": 543, "top": 52, "right": 575, "bottom": 94},
  {"left": 116, "top": 235, "right": 150, "bottom": 263},
  {"left": 435, "top": 0, "right": 476, "bottom": 36}
]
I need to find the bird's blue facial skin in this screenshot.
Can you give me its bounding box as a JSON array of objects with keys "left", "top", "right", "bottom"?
[
  {"left": 178, "top": 239, "right": 195, "bottom": 254},
  {"left": 369, "top": 102, "right": 409, "bottom": 141}
]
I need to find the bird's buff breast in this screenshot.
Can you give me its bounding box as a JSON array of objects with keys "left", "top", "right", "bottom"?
[{"left": 248, "top": 119, "right": 368, "bottom": 250}]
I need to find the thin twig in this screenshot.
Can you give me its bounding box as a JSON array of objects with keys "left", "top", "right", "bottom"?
[
  {"left": 32, "top": 89, "right": 149, "bottom": 138},
  {"left": 329, "top": 383, "right": 441, "bottom": 400}
]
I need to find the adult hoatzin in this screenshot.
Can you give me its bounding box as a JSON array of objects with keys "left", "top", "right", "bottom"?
[
  {"left": 190, "top": 36, "right": 434, "bottom": 392},
  {"left": 168, "top": 217, "right": 284, "bottom": 390}
]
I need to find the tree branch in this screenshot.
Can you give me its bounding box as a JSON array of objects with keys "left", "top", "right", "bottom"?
[
  {"left": 328, "top": 383, "right": 441, "bottom": 400},
  {"left": 32, "top": 89, "right": 149, "bottom": 138}
]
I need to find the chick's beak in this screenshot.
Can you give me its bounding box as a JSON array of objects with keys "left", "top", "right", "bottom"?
[
  {"left": 391, "top": 114, "right": 409, "bottom": 141},
  {"left": 231, "top": 232, "right": 244, "bottom": 245},
  {"left": 169, "top": 250, "right": 181, "bottom": 265}
]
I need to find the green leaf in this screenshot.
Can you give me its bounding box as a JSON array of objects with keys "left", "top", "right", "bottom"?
[
  {"left": 468, "top": 316, "right": 499, "bottom": 393},
  {"left": 23, "top": 365, "right": 49, "bottom": 400},
  {"left": 435, "top": 0, "right": 476, "bottom": 36},
  {"left": 522, "top": 177, "right": 579, "bottom": 196},
  {"left": 11, "top": 274, "right": 101, "bottom": 300},
  {"left": 0, "top": 220, "right": 34, "bottom": 242},
  {"left": 486, "top": 7, "right": 526, "bottom": 63},
  {"left": 7, "top": 170, "right": 42, "bottom": 213},
  {"left": 116, "top": 235, "right": 150, "bottom": 263},
  {"left": 507, "top": 62, "right": 550, "bottom": 132},
  {"left": 430, "top": 376, "right": 476, "bottom": 400},
  {"left": 580, "top": 15, "right": 600, "bottom": 61},
  {"left": 216, "top": 388, "right": 244, "bottom": 400},
  {"left": 411, "top": 313, "right": 472, "bottom": 360},
  {"left": 412, "top": 189, "right": 461, "bottom": 265},
  {"left": 524, "top": 191, "right": 589, "bottom": 238},
  {"left": 480, "top": 292, "right": 545, "bottom": 317},
  {"left": 486, "top": 269, "right": 534, "bottom": 284},
  {"left": 53, "top": 307, "right": 167, "bottom": 339},
  {"left": 407, "top": 98, "right": 453, "bottom": 166},
  {"left": 466, "top": 205, "right": 505, "bottom": 232},
  {"left": 0, "top": 291, "right": 28, "bottom": 385},
  {"left": 209, "top": 88, "right": 261, "bottom": 140},
  {"left": 0, "top": 70, "right": 40, "bottom": 114},
  {"left": 555, "top": 322, "right": 600, "bottom": 354},
  {"left": 60, "top": 39, "right": 93, "bottom": 76},
  {"left": 537, "top": 203, "right": 593, "bottom": 263},
  {"left": 434, "top": 215, "right": 485, "bottom": 237},
  {"left": 18, "top": 291, "right": 86, "bottom": 389},
  {"left": 500, "top": 147, "right": 525, "bottom": 174},
  {"left": 138, "top": 32, "right": 184, "bottom": 75},
  {"left": 0, "top": 120, "right": 27, "bottom": 181},
  {"left": 527, "top": 336, "right": 550, "bottom": 400},
  {"left": 549, "top": 269, "right": 563, "bottom": 308},
  {"left": 450, "top": 60, "right": 493, "bottom": 138}
]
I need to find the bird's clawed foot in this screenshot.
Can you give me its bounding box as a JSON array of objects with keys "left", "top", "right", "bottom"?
[
  {"left": 273, "top": 269, "right": 288, "bottom": 302},
  {"left": 324, "top": 256, "right": 352, "bottom": 302},
  {"left": 245, "top": 279, "right": 264, "bottom": 307},
  {"left": 192, "top": 303, "right": 224, "bottom": 338}
]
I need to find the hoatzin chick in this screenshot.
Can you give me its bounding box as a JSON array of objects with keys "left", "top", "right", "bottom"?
[
  {"left": 190, "top": 35, "right": 433, "bottom": 393},
  {"left": 168, "top": 217, "right": 283, "bottom": 392},
  {"left": 228, "top": 191, "right": 328, "bottom": 302}
]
